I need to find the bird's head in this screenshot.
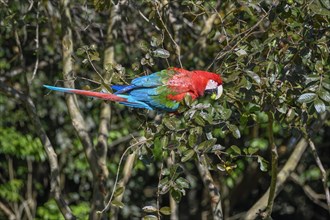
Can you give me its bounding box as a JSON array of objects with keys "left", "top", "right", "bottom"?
[{"left": 194, "top": 70, "right": 223, "bottom": 100}]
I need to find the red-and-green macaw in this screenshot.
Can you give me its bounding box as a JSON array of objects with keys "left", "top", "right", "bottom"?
[{"left": 44, "top": 67, "right": 223, "bottom": 112}]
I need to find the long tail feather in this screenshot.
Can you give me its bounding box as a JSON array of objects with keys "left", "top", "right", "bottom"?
[{"left": 44, "top": 85, "right": 127, "bottom": 102}]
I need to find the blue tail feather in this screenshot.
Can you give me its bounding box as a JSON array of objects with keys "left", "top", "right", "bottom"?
[{"left": 43, "top": 85, "right": 75, "bottom": 93}]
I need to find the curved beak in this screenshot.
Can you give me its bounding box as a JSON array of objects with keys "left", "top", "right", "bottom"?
[{"left": 215, "top": 84, "right": 223, "bottom": 100}]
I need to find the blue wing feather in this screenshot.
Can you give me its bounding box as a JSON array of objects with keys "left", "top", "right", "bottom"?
[
  {"left": 110, "top": 69, "right": 179, "bottom": 111},
  {"left": 116, "top": 94, "right": 154, "bottom": 110}
]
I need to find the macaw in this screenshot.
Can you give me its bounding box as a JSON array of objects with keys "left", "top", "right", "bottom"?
[{"left": 44, "top": 67, "right": 223, "bottom": 112}]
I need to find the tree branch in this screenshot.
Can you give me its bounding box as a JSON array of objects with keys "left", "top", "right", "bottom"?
[
  {"left": 0, "top": 201, "right": 15, "bottom": 220},
  {"left": 307, "top": 138, "right": 330, "bottom": 214},
  {"left": 196, "top": 154, "right": 223, "bottom": 220},
  {"left": 59, "top": 1, "right": 106, "bottom": 219},
  {"left": 262, "top": 112, "right": 278, "bottom": 219},
  {"left": 0, "top": 81, "right": 76, "bottom": 220},
  {"left": 244, "top": 138, "right": 308, "bottom": 219},
  {"left": 290, "top": 172, "right": 328, "bottom": 210}
]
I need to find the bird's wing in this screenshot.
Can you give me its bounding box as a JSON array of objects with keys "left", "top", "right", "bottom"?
[
  {"left": 127, "top": 87, "right": 180, "bottom": 112},
  {"left": 112, "top": 69, "right": 176, "bottom": 94}
]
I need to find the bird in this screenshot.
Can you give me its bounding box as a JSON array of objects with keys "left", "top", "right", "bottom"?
[{"left": 44, "top": 67, "right": 223, "bottom": 112}]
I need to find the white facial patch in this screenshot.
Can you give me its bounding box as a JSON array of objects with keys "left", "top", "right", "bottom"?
[{"left": 205, "top": 80, "right": 218, "bottom": 90}]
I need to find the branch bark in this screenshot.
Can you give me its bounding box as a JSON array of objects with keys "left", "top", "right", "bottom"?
[
  {"left": 307, "top": 138, "right": 330, "bottom": 214},
  {"left": 262, "top": 112, "right": 278, "bottom": 219},
  {"left": 196, "top": 154, "right": 223, "bottom": 220},
  {"left": 290, "top": 172, "right": 328, "bottom": 210},
  {"left": 59, "top": 1, "right": 107, "bottom": 219},
  {"left": 244, "top": 138, "right": 308, "bottom": 219},
  {"left": 0, "top": 81, "right": 76, "bottom": 219}
]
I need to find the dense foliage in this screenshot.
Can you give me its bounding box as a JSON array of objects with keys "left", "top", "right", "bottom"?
[{"left": 0, "top": 0, "right": 329, "bottom": 219}]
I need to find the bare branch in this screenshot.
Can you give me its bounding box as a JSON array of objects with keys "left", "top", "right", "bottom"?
[
  {"left": 59, "top": 1, "right": 107, "bottom": 219},
  {"left": 168, "top": 151, "right": 179, "bottom": 220},
  {"left": 30, "top": 0, "right": 40, "bottom": 82},
  {"left": 0, "top": 81, "right": 76, "bottom": 220},
  {"left": 196, "top": 154, "right": 223, "bottom": 220},
  {"left": 155, "top": 1, "right": 183, "bottom": 68},
  {"left": 307, "top": 138, "right": 330, "bottom": 214},
  {"left": 100, "top": 138, "right": 148, "bottom": 214},
  {"left": 290, "top": 172, "right": 328, "bottom": 210},
  {"left": 0, "top": 201, "right": 15, "bottom": 220},
  {"left": 244, "top": 138, "right": 308, "bottom": 219},
  {"left": 262, "top": 112, "right": 278, "bottom": 219}
]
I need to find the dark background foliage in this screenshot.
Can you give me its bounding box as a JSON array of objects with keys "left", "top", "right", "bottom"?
[{"left": 0, "top": 0, "right": 329, "bottom": 219}]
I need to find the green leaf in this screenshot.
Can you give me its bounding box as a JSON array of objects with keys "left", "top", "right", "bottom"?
[
  {"left": 197, "top": 138, "right": 217, "bottom": 152},
  {"left": 142, "top": 215, "right": 158, "bottom": 220},
  {"left": 89, "top": 51, "right": 100, "bottom": 61},
  {"left": 230, "top": 145, "right": 241, "bottom": 155},
  {"left": 220, "top": 108, "right": 232, "bottom": 120},
  {"left": 163, "top": 118, "right": 176, "bottom": 130},
  {"left": 160, "top": 136, "right": 169, "bottom": 148},
  {"left": 170, "top": 189, "right": 182, "bottom": 202},
  {"left": 216, "top": 164, "right": 226, "bottom": 172},
  {"left": 188, "top": 133, "right": 197, "bottom": 147},
  {"left": 227, "top": 124, "right": 241, "bottom": 139},
  {"left": 257, "top": 156, "right": 268, "bottom": 172},
  {"left": 305, "top": 74, "right": 320, "bottom": 84},
  {"left": 315, "top": 60, "right": 323, "bottom": 73},
  {"left": 153, "top": 48, "right": 170, "bottom": 58},
  {"left": 142, "top": 206, "right": 158, "bottom": 213},
  {"left": 159, "top": 206, "right": 171, "bottom": 215},
  {"left": 319, "top": 89, "right": 330, "bottom": 102},
  {"left": 111, "top": 200, "right": 125, "bottom": 208},
  {"left": 297, "top": 93, "right": 317, "bottom": 103},
  {"left": 245, "top": 70, "right": 261, "bottom": 84},
  {"left": 194, "top": 115, "right": 205, "bottom": 126},
  {"left": 153, "top": 137, "right": 163, "bottom": 161},
  {"left": 113, "top": 186, "right": 125, "bottom": 198},
  {"left": 323, "top": 82, "right": 330, "bottom": 90},
  {"left": 175, "top": 177, "right": 190, "bottom": 189},
  {"left": 314, "top": 98, "right": 326, "bottom": 113},
  {"left": 184, "top": 95, "right": 193, "bottom": 107},
  {"left": 76, "top": 47, "right": 85, "bottom": 56},
  {"left": 181, "top": 149, "right": 195, "bottom": 162},
  {"left": 247, "top": 147, "right": 259, "bottom": 155}
]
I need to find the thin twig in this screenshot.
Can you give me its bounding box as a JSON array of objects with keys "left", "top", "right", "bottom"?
[
  {"left": 168, "top": 150, "right": 178, "bottom": 220},
  {"left": 0, "top": 201, "right": 15, "bottom": 220},
  {"left": 263, "top": 112, "right": 278, "bottom": 219},
  {"left": 156, "top": 160, "right": 164, "bottom": 220},
  {"left": 138, "top": 9, "right": 161, "bottom": 31},
  {"left": 207, "top": 9, "right": 270, "bottom": 69},
  {"left": 244, "top": 138, "right": 308, "bottom": 219},
  {"left": 307, "top": 138, "right": 330, "bottom": 214},
  {"left": 85, "top": 51, "right": 106, "bottom": 84},
  {"left": 31, "top": 0, "right": 40, "bottom": 82},
  {"left": 155, "top": 3, "right": 183, "bottom": 68},
  {"left": 196, "top": 154, "right": 223, "bottom": 220},
  {"left": 0, "top": 81, "right": 76, "bottom": 220},
  {"left": 290, "top": 172, "right": 328, "bottom": 210},
  {"left": 99, "top": 138, "right": 149, "bottom": 214}
]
